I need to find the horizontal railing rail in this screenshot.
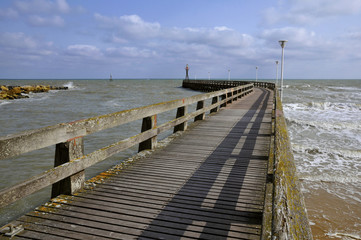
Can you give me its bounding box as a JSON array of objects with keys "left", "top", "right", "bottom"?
[
  {"left": 183, "top": 79, "right": 275, "bottom": 91},
  {"left": 0, "top": 83, "right": 254, "bottom": 208}
]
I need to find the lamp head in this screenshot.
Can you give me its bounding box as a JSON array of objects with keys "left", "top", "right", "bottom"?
[
  {"left": 276, "top": 60, "right": 279, "bottom": 64},
  {"left": 279, "top": 40, "right": 288, "bottom": 48}
]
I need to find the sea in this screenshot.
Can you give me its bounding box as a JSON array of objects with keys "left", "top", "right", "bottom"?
[{"left": 0, "top": 79, "right": 360, "bottom": 239}]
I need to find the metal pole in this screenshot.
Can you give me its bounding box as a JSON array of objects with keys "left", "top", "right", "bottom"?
[
  {"left": 275, "top": 60, "right": 279, "bottom": 89},
  {"left": 255, "top": 66, "right": 258, "bottom": 82},
  {"left": 228, "top": 69, "right": 230, "bottom": 80},
  {"left": 279, "top": 40, "right": 287, "bottom": 100}
]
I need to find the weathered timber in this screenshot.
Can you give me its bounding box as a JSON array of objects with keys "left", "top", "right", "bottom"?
[
  {"left": 51, "top": 137, "right": 85, "bottom": 198},
  {"left": 0, "top": 83, "right": 253, "bottom": 209},
  {"left": 139, "top": 115, "right": 157, "bottom": 152},
  {"left": 182, "top": 79, "right": 274, "bottom": 92},
  {"left": 174, "top": 106, "right": 188, "bottom": 132},
  {"left": 2, "top": 87, "right": 272, "bottom": 239},
  {"left": 0, "top": 84, "right": 253, "bottom": 160}
]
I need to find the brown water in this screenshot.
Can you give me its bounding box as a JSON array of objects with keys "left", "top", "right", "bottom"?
[{"left": 283, "top": 79, "right": 361, "bottom": 239}]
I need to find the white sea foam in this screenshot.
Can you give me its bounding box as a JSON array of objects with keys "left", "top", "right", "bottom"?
[
  {"left": 300, "top": 174, "right": 361, "bottom": 184},
  {"left": 0, "top": 101, "right": 11, "bottom": 106},
  {"left": 284, "top": 102, "right": 361, "bottom": 112},
  {"left": 293, "top": 143, "right": 361, "bottom": 161},
  {"left": 103, "top": 99, "right": 122, "bottom": 108},
  {"left": 63, "top": 81, "right": 75, "bottom": 89},
  {"left": 287, "top": 117, "right": 361, "bottom": 131},
  {"left": 327, "top": 86, "right": 361, "bottom": 91},
  {"left": 326, "top": 232, "right": 361, "bottom": 239}
]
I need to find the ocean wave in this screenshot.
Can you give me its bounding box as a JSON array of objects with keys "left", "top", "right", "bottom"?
[
  {"left": 0, "top": 101, "right": 11, "bottom": 106},
  {"left": 326, "top": 232, "right": 361, "bottom": 240},
  {"left": 292, "top": 143, "right": 361, "bottom": 159},
  {"left": 103, "top": 99, "right": 123, "bottom": 108},
  {"left": 63, "top": 81, "right": 75, "bottom": 89},
  {"left": 284, "top": 102, "right": 361, "bottom": 112},
  {"left": 286, "top": 117, "right": 361, "bottom": 131},
  {"left": 327, "top": 86, "right": 361, "bottom": 92},
  {"left": 299, "top": 174, "right": 361, "bottom": 184}
]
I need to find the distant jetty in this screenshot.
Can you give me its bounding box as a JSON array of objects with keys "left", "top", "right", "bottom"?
[{"left": 0, "top": 85, "right": 68, "bottom": 100}]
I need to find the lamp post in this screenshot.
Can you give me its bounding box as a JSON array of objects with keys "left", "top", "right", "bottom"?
[
  {"left": 255, "top": 66, "right": 258, "bottom": 82},
  {"left": 275, "top": 60, "right": 279, "bottom": 89},
  {"left": 279, "top": 40, "right": 288, "bottom": 100},
  {"left": 228, "top": 69, "right": 231, "bottom": 80},
  {"left": 208, "top": 72, "right": 211, "bottom": 80}
]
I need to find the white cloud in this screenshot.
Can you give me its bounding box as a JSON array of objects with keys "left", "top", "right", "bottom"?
[
  {"left": 106, "top": 47, "right": 156, "bottom": 58},
  {"left": 214, "top": 26, "right": 234, "bottom": 31},
  {"left": 290, "top": 0, "right": 361, "bottom": 17},
  {"left": 346, "top": 31, "right": 361, "bottom": 40},
  {"left": 0, "top": 31, "right": 55, "bottom": 65},
  {"left": 263, "top": 0, "right": 361, "bottom": 25},
  {"left": 94, "top": 13, "right": 254, "bottom": 50},
  {"left": 94, "top": 13, "right": 161, "bottom": 39},
  {"left": 164, "top": 27, "right": 254, "bottom": 49},
  {"left": 28, "top": 15, "right": 64, "bottom": 27},
  {"left": 261, "top": 27, "right": 317, "bottom": 46},
  {"left": 14, "top": 0, "right": 70, "bottom": 14},
  {"left": 56, "top": 0, "right": 70, "bottom": 13},
  {"left": 66, "top": 44, "right": 103, "bottom": 58},
  {"left": 0, "top": 8, "right": 18, "bottom": 20},
  {"left": 95, "top": 13, "right": 255, "bottom": 53},
  {"left": 0, "top": 32, "right": 38, "bottom": 49}
]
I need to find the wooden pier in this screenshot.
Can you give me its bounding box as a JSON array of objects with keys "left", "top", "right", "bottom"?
[{"left": 0, "top": 81, "right": 312, "bottom": 239}]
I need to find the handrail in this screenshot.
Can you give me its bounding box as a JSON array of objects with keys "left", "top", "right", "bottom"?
[
  {"left": 0, "top": 83, "right": 254, "bottom": 208},
  {"left": 183, "top": 79, "right": 275, "bottom": 91}
]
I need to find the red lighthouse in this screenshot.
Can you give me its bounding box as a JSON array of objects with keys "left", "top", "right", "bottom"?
[{"left": 185, "top": 64, "right": 189, "bottom": 80}]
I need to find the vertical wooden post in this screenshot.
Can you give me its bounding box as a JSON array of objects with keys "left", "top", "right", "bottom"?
[
  {"left": 227, "top": 91, "right": 233, "bottom": 104},
  {"left": 238, "top": 89, "right": 242, "bottom": 99},
  {"left": 51, "top": 137, "right": 84, "bottom": 198},
  {"left": 220, "top": 94, "right": 227, "bottom": 108},
  {"left": 210, "top": 96, "right": 219, "bottom": 113},
  {"left": 233, "top": 90, "right": 238, "bottom": 101},
  {"left": 194, "top": 100, "right": 205, "bottom": 121},
  {"left": 174, "top": 106, "right": 188, "bottom": 133},
  {"left": 138, "top": 115, "right": 157, "bottom": 152}
]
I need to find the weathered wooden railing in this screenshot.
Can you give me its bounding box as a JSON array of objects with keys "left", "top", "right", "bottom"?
[
  {"left": 0, "top": 83, "right": 253, "bottom": 209},
  {"left": 183, "top": 79, "right": 275, "bottom": 92}
]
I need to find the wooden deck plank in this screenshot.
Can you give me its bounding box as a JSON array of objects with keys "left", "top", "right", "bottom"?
[{"left": 12, "top": 87, "right": 273, "bottom": 239}]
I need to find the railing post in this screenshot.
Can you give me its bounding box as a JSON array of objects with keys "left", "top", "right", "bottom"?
[
  {"left": 174, "top": 106, "right": 188, "bottom": 133},
  {"left": 210, "top": 96, "right": 219, "bottom": 113},
  {"left": 220, "top": 94, "right": 227, "bottom": 108},
  {"left": 139, "top": 115, "right": 157, "bottom": 152},
  {"left": 194, "top": 100, "right": 205, "bottom": 121},
  {"left": 233, "top": 89, "right": 238, "bottom": 101},
  {"left": 227, "top": 90, "right": 233, "bottom": 104},
  {"left": 51, "top": 137, "right": 84, "bottom": 198}
]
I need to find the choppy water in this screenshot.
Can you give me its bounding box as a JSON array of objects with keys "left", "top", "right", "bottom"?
[
  {"left": 282, "top": 79, "right": 361, "bottom": 239},
  {"left": 0, "top": 79, "right": 198, "bottom": 226},
  {"left": 0, "top": 79, "right": 360, "bottom": 239}
]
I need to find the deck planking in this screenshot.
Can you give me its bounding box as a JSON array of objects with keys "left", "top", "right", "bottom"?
[{"left": 11, "top": 87, "right": 273, "bottom": 240}]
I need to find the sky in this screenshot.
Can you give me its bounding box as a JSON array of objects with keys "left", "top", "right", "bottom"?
[{"left": 1, "top": 0, "right": 361, "bottom": 79}]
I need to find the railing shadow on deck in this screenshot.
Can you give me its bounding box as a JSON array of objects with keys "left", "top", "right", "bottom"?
[{"left": 139, "top": 88, "right": 272, "bottom": 239}]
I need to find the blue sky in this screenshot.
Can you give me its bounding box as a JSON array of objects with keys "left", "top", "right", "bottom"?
[{"left": 1, "top": 0, "right": 361, "bottom": 79}]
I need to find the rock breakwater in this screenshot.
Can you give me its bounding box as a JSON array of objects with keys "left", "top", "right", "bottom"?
[{"left": 0, "top": 85, "right": 68, "bottom": 100}]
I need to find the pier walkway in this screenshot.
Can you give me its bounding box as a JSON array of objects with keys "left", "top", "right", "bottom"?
[{"left": 3, "top": 87, "right": 274, "bottom": 239}]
